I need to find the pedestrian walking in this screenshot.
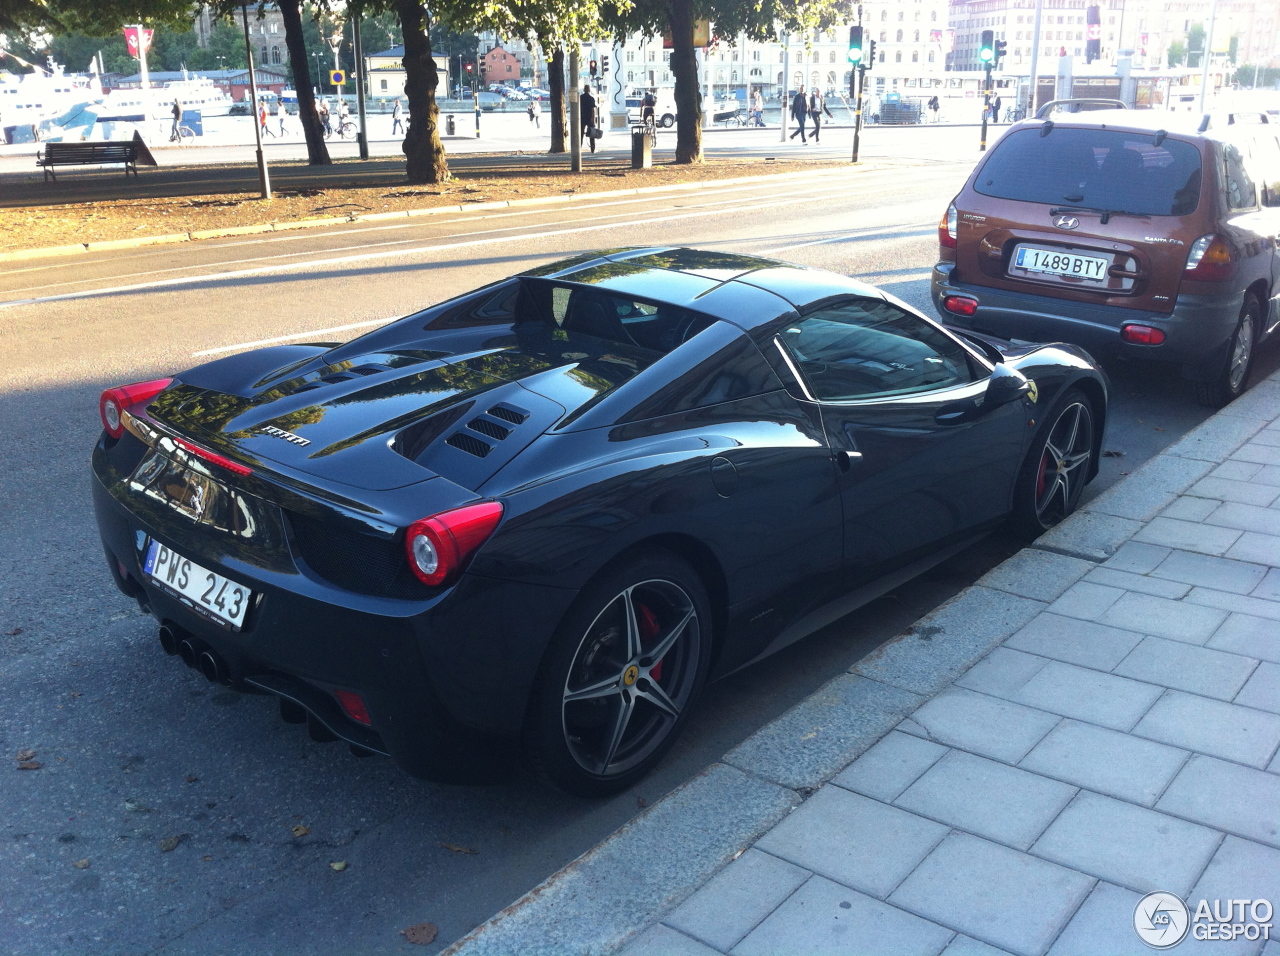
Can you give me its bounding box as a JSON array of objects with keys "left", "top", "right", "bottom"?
[
  {"left": 259, "top": 101, "right": 276, "bottom": 138},
  {"left": 391, "top": 97, "right": 404, "bottom": 135},
  {"left": 990, "top": 94, "right": 1001, "bottom": 122},
  {"left": 751, "top": 88, "right": 764, "bottom": 127},
  {"left": 318, "top": 100, "right": 331, "bottom": 137},
  {"left": 527, "top": 98, "right": 540, "bottom": 129},
  {"left": 788, "top": 88, "right": 808, "bottom": 143},
  {"left": 928, "top": 94, "right": 940, "bottom": 122},
  {"left": 807, "top": 88, "right": 833, "bottom": 143},
  {"left": 276, "top": 101, "right": 287, "bottom": 137},
  {"left": 580, "top": 84, "right": 598, "bottom": 153},
  {"left": 169, "top": 98, "right": 182, "bottom": 142}
]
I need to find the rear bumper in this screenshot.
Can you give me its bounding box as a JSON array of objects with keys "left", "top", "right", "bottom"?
[
  {"left": 91, "top": 437, "right": 576, "bottom": 782},
  {"left": 932, "top": 262, "right": 1242, "bottom": 378}
]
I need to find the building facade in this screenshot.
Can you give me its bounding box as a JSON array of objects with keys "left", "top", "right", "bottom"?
[{"left": 364, "top": 46, "right": 451, "bottom": 100}]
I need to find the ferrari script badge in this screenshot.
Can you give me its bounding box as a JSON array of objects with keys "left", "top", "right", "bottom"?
[
  {"left": 257, "top": 425, "right": 311, "bottom": 447},
  {"left": 623, "top": 665, "right": 639, "bottom": 687}
]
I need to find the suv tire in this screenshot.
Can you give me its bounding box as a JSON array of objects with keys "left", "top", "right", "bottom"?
[{"left": 1196, "top": 294, "right": 1259, "bottom": 409}]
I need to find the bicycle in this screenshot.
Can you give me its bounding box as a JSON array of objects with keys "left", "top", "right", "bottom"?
[
  {"left": 169, "top": 124, "right": 196, "bottom": 144},
  {"left": 1002, "top": 106, "right": 1026, "bottom": 123}
]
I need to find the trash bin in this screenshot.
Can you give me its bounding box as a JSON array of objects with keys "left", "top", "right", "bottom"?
[
  {"left": 631, "top": 125, "right": 652, "bottom": 169},
  {"left": 445, "top": 113, "right": 456, "bottom": 136}
]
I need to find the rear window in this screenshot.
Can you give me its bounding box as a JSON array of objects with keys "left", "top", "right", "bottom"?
[{"left": 975, "top": 127, "right": 1203, "bottom": 216}]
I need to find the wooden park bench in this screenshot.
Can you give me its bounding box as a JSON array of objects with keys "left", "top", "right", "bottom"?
[{"left": 37, "top": 141, "right": 140, "bottom": 182}]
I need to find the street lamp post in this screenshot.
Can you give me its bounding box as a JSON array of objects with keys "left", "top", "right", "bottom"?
[
  {"left": 239, "top": 3, "right": 270, "bottom": 200},
  {"left": 326, "top": 25, "right": 343, "bottom": 96}
]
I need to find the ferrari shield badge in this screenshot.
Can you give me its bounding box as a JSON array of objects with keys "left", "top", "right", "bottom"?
[{"left": 1026, "top": 379, "right": 1039, "bottom": 403}]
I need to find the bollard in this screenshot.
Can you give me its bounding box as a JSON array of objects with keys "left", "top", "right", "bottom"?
[
  {"left": 631, "top": 125, "right": 652, "bottom": 169},
  {"left": 445, "top": 113, "right": 456, "bottom": 136}
]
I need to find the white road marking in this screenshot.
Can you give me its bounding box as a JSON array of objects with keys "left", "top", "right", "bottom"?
[
  {"left": 0, "top": 192, "right": 862, "bottom": 311},
  {"left": 192, "top": 318, "right": 394, "bottom": 356},
  {"left": 4, "top": 180, "right": 851, "bottom": 298},
  {"left": 758, "top": 222, "right": 934, "bottom": 254}
]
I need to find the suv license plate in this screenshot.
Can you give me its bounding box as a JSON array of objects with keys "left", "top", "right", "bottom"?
[
  {"left": 1013, "top": 246, "right": 1109, "bottom": 283},
  {"left": 144, "top": 540, "right": 251, "bottom": 630}
]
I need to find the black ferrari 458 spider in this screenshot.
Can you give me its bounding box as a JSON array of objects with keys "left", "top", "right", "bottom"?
[{"left": 92, "top": 248, "right": 1107, "bottom": 795}]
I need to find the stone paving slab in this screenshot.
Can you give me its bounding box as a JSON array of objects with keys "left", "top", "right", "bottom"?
[{"left": 452, "top": 370, "right": 1280, "bottom": 956}]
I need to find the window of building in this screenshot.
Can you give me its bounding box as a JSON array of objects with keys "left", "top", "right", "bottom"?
[
  {"left": 380, "top": 78, "right": 388, "bottom": 90},
  {"left": 829, "top": 50, "right": 836, "bottom": 62},
  {"left": 880, "top": 30, "right": 887, "bottom": 40},
  {"left": 753, "top": 50, "right": 760, "bottom": 60},
  {"left": 928, "top": 50, "right": 936, "bottom": 61},
  {"left": 626, "top": 51, "right": 634, "bottom": 62},
  {"left": 912, "top": 50, "right": 919, "bottom": 61},
  {"left": 271, "top": 47, "right": 281, "bottom": 64},
  {"left": 896, "top": 29, "right": 904, "bottom": 40},
  {"left": 914, "top": 29, "right": 920, "bottom": 40}
]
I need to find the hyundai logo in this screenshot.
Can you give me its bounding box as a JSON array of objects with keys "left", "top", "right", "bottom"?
[{"left": 1053, "top": 215, "right": 1080, "bottom": 230}]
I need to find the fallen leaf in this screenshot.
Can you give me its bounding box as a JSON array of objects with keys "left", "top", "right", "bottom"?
[
  {"left": 69, "top": 692, "right": 82, "bottom": 698},
  {"left": 202, "top": 855, "right": 213, "bottom": 861},
  {"left": 329, "top": 861, "right": 347, "bottom": 871},
  {"left": 184, "top": 775, "right": 198, "bottom": 784},
  {"left": 124, "top": 799, "right": 153, "bottom": 813},
  {"left": 5, "top": 628, "right": 22, "bottom": 636},
  {"left": 439, "top": 842, "right": 477, "bottom": 855},
  {"left": 15, "top": 749, "right": 35, "bottom": 761},
  {"left": 1154, "top": 426, "right": 1165, "bottom": 431},
  {"left": 72, "top": 859, "right": 90, "bottom": 869},
  {"left": 17, "top": 761, "right": 41, "bottom": 770},
  {"left": 159, "top": 834, "right": 186, "bottom": 852},
  {"left": 401, "top": 922, "right": 439, "bottom": 945},
  {"left": 1101, "top": 449, "right": 1125, "bottom": 458},
  {"left": 291, "top": 825, "right": 310, "bottom": 838}
]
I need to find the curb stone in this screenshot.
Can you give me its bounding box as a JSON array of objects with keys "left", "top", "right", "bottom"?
[
  {"left": 448, "top": 366, "right": 1280, "bottom": 956},
  {"left": 0, "top": 163, "right": 870, "bottom": 265}
]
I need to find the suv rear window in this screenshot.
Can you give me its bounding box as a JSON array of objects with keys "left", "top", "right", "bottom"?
[{"left": 975, "top": 127, "right": 1203, "bottom": 216}]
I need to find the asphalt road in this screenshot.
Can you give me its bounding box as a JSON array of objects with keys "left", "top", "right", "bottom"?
[{"left": 2, "top": 143, "right": 1275, "bottom": 955}]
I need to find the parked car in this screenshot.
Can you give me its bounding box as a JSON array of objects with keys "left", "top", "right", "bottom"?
[
  {"left": 92, "top": 248, "right": 1107, "bottom": 796},
  {"left": 932, "top": 101, "right": 1280, "bottom": 406}
]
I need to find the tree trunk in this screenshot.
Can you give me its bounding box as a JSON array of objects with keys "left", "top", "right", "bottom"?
[
  {"left": 396, "top": 0, "right": 448, "bottom": 184},
  {"left": 548, "top": 45, "right": 567, "bottom": 154},
  {"left": 277, "top": 0, "right": 329, "bottom": 165},
  {"left": 668, "top": 0, "right": 702, "bottom": 164}
]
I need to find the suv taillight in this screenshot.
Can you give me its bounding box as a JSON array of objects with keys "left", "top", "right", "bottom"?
[
  {"left": 99, "top": 378, "right": 173, "bottom": 438},
  {"left": 405, "top": 502, "right": 504, "bottom": 586},
  {"left": 1184, "top": 234, "right": 1237, "bottom": 282},
  {"left": 938, "top": 202, "right": 958, "bottom": 249}
]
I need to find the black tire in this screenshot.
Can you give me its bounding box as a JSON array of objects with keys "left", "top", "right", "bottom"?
[
  {"left": 522, "top": 551, "right": 711, "bottom": 797},
  {"left": 1196, "top": 294, "right": 1260, "bottom": 408},
  {"left": 1009, "top": 387, "right": 1096, "bottom": 539},
  {"left": 660, "top": 113, "right": 675, "bottom": 128}
]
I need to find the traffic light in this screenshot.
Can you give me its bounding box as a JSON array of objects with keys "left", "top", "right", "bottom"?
[
  {"left": 979, "top": 30, "right": 995, "bottom": 63},
  {"left": 866, "top": 39, "right": 877, "bottom": 69},
  {"left": 993, "top": 38, "right": 1007, "bottom": 63},
  {"left": 589, "top": 58, "right": 598, "bottom": 76},
  {"left": 601, "top": 54, "right": 610, "bottom": 73},
  {"left": 847, "top": 25, "right": 863, "bottom": 64},
  {"left": 464, "top": 61, "right": 473, "bottom": 73}
]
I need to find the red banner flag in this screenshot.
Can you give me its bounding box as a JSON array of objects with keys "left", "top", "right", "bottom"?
[{"left": 122, "top": 26, "right": 154, "bottom": 57}]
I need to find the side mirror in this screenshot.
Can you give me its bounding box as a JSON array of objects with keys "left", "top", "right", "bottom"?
[{"left": 985, "top": 363, "right": 1032, "bottom": 408}]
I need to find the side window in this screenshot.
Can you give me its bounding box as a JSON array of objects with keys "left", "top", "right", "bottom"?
[
  {"left": 1250, "top": 134, "right": 1280, "bottom": 208},
  {"left": 1222, "top": 143, "right": 1257, "bottom": 210},
  {"left": 778, "top": 299, "right": 976, "bottom": 402}
]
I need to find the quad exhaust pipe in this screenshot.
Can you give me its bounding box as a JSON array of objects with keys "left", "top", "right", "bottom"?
[{"left": 159, "top": 624, "right": 229, "bottom": 685}]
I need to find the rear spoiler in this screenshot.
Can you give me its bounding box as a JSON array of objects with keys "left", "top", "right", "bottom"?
[{"left": 1034, "top": 98, "right": 1127, "bottom": 119}]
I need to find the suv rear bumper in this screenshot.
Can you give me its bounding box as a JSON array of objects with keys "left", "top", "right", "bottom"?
[{"left": 931, "top": 263, "right": 1242, "bottom": 378}]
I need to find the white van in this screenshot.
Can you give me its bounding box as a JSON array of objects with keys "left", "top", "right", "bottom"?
[{"left": 626, "top": 89, "right": 677, "bottom": 127}]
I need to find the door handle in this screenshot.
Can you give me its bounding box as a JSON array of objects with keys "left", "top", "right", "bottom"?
[{"left": 836, "top": 450, "right": 863, "bottom": 471}]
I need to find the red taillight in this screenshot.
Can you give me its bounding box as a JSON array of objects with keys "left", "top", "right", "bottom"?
[
  {"left": 173, "top": 436, "right": 254, "bottom": 477},
  {"left": 943, "top": 295, "right": 979, "bottom": 317},
  {"left": 334, "top": 689, "right": 372, "bottom": 726},
  {"left": 938, "top": 201, "right": 958, "bottom": 249},
  {"left": 1184, "top": 234, "right": 1237, "bottom": 281},
  {"left": 1121, "top": 324, "right": 1167, "bottom": 346},
  {"left": 405, "top": 501, "right": 504, "bottom": 587},
  {"left": 99, "top": 377, "right": 173, "bottom": 438}
]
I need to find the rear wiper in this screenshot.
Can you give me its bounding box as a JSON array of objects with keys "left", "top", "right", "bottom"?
[{"left": 1050, "top": 204, "right": 1150, "bottom": 225}]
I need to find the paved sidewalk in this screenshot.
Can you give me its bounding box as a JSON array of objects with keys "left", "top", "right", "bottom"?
[{"left": 449, "top": 370, "right": 1280, "bottom": 956}]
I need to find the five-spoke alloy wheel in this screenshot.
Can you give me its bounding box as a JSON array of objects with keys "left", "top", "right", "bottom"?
[{"left": 524, "top": 552, "right": 711, "bottom": 796}]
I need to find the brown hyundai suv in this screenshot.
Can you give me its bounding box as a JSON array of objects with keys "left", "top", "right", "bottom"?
[{"left": 932, "top": 105, "right": 1280, "bottom": 405}]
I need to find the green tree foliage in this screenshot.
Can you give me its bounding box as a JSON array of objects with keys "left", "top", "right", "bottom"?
[
  {"left": 1186, "top": 21, "right": 1204, "bottom": 67},
  {"left": 1166, "top": 38, "right": 1186, "bottom": 68},
  {"left": 601, "top": 0, "right": 843, "bottom": 163},
  {"left": 1233, "top": 64, "right": 1280, "bottom": 87}
]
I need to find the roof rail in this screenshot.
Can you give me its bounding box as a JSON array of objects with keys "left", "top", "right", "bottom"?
[
  {"left": 1034, "top": 97, "right": 1128, "bottom": 119},
  {"left": 1199, "top": 111, "right": 1271, "bottom": 132}
]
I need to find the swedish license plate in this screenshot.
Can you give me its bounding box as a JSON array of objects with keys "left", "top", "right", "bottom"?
[
  {"left": 143, "top": 540, "right": 251, "bottom": 630},
  {"left": 1013, "top": 245, "right": 1110, "bottom": 283}
]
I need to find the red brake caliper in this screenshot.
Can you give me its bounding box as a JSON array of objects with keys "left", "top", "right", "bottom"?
[{"left": 637, "top": 604, "right": 663, "bottom": 682}]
